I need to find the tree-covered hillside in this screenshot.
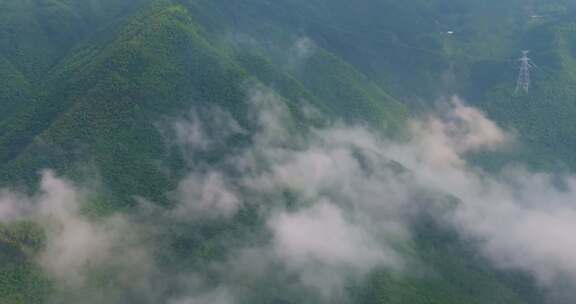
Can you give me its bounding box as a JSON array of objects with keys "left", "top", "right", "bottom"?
[
  {"left": 1, "top": 0, "right": 576, "bottom": 303},
  {"left": 0, "top": 0, "right": 407, "bottom": 200}
]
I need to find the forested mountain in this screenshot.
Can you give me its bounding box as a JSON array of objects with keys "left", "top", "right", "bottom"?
[{"left": 1, "top": 1, "right": 576, "bottom": 303}]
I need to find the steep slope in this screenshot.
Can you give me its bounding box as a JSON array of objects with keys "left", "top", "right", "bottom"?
[
  {"left": 0, "top": 0, "right": 407, "bottom": 204},
  {"left": 0, "top": 223, "right": 49, "bottom": 304},
  {"left": 0, "top": 0, "right": 151, "bottom": 76},
  {"left": 0, "top": 57, "right": 31, "bottom": 121},
  {"left": 474, "top": 20, "right": 576, "bottom": 169},
  {"left": 0, "top": 0, "right": 150, "bottom": 120},
  {"left": 2, "top": 1, "right": 576, "bottom": 304},
  {"left": 1, "top": 2, "right": 244, "bottom": 204}
]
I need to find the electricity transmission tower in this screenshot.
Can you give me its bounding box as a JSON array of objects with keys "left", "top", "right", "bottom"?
[{"left": 515, "top": 50, "right": 536, "bottom": 94}]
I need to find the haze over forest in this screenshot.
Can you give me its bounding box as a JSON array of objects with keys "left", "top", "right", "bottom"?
[{"left": 1, "top": 1, "right": 576, "bottom": 303}]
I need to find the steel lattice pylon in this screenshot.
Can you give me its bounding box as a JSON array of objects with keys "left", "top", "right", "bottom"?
[{"left": 516, "top": 50, "right": 536, "bottom": 94}]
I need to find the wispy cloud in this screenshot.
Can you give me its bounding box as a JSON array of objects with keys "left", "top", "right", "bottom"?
[{"left": 2, "top": 87, "right": 576, "bottom": 302}]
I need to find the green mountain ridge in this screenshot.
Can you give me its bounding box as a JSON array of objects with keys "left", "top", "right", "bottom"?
[
  {"left": 0, "top": 0, "right": 575, "bottom": 303},
  {"left": 0, "top": 0, "right": 408, "bottom": 195}
]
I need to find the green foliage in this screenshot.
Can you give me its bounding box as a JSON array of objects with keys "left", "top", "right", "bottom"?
[
  {"left": 3, "top": 0, "right": 576, "bottom": 303},
  {"left": 0, "top": 56, "right": 31, "bottom": 121},
  {"left": 0, "top": 222, "right": 51, "bottom": 304},
  {"left": 479, "top": 21, "right": 576, "bottom": 170},
  {"left": 292, "top": 49, "right": 407, "bottom": 133},
  {"left": 0, "top": 0, "right": 408, "bottom": 204}
]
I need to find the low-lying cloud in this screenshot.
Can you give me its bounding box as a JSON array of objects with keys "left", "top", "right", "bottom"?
[
  {"left": 2, "top": 87, "right": 576, "bottom": 303},
  {"left": 269, "top": 201, "right": 399, "bottom": 297},
  {"left": 0, "top": 171, "right": 152, "bottom": 294}
]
